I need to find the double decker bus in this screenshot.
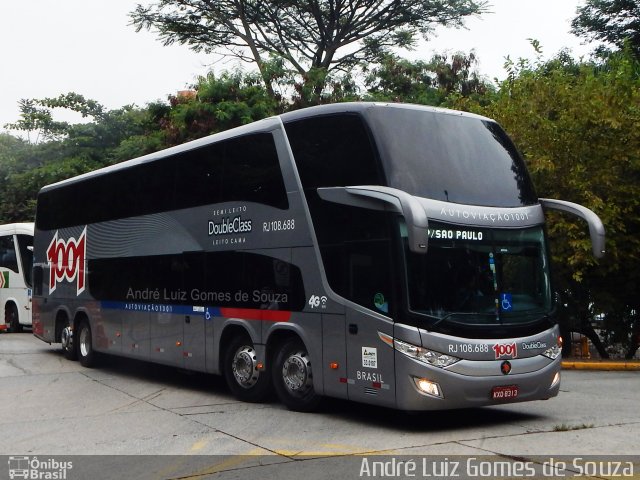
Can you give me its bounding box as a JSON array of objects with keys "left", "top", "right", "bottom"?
[
  {"left": 0, "top": 223, "right": 34, "bottom": 333},
  {"left": 33, "top": 103, "right": 604, "bottom": 411}
]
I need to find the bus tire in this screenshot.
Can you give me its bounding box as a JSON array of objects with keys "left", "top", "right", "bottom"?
[
  {"left": 61, "top": 319, "right": 77, "bottom": 361},
  {"left": 6, "top": 303, "right": 21, "bottom": 333},
  {"left": 272, "top": 338, "right": 322, "bottom": 412},
  {"left": 223, "top": 334, "right": 271, "bottom": 403},
  {"left": 77, "top": 319, "right": 96, "bottom": 368}
]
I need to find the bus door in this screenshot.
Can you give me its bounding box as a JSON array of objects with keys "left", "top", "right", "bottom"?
[
  {"left": 181, "top": 306, "right": 207, "bottom": 370},
  {"left": 148, "top": 307, "right": 206, "bottom": 370},
  {"left": 346, "top": 307, "right": 395, "bottom": 407},
  {"left": 342, "top": 247, "right": 396, "bottom": 407},
  {"left": 149, "top": 309, "right": 183, "bottom": 367}
]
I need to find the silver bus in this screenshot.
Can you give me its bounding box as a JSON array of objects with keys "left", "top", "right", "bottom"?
[{"left": 33, "top": 103, "right": 604, "bottom": 411}]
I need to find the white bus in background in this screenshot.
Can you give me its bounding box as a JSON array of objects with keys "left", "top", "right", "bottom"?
[{"left": 0, "top": 223, "right": 34, "bottom": 333}]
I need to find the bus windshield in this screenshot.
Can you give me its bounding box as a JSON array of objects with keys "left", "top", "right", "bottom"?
[
  {"left": 367, "top": 107, "right": 538, "bottom": 207},
  {"left": 17, "top": 234, "right": 33, "bottom": 287},
  {"left": 404, "top": 221, "right": 552, "bottom": 325}
]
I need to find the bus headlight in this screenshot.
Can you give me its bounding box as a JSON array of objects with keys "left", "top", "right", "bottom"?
[
  {"left": 393, "top": 338, "right": 460, "bottom": 368},
  {"left": 541, "top": 344, "right": 562, "bottom": 360}
]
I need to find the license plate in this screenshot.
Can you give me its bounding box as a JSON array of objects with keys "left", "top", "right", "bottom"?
[{"left": 491, "top": 385, "right": 519, "bottom": 400}]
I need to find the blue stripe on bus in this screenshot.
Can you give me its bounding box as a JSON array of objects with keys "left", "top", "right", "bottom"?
[
  {"left": 99, "top": 301, "right": 291, "bottom": 322},
  {"left": 100, "top": 301, "right": 220, "bottom": 317}
]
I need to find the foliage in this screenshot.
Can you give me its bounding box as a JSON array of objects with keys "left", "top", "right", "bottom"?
[
  {"left": 0, "top": 134, "right": 29, "bottom": 167},
  {"left": 155, "top": 71, "right": 280, "bottom": 145},
  {"left": 365, "top": 55, "right": 443, "bottom": 104},
  {"left": 4, "top": 99, "right": 71, "bottom": 144},
  {"left": 364, "top": 51, "right": 494, "bottom": 106},
  {"left": 571, "top": 0, "right": 640, "bottom": 58},
  {"left": 130, "top": 0, "right": 488, "bottom": 105}
]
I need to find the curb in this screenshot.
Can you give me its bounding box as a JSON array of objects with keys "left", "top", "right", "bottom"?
[{"left": 561, "top": 360, "right": 640, "bottom": 371}]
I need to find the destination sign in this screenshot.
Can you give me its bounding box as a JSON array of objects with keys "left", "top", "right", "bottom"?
[{"left": 428, "top": 227, "right": 486, "bottom": 242}]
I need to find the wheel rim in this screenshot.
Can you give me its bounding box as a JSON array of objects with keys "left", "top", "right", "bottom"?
[
  {"left": 61, "top": 326, "right": 72, "bottom": 351},
  {"left": 6, "top": 307, "right": 18, "bottom": 331},
  {"left": 282, "top": 350, "right": 312, "bottom": 395},
  {"left": 79, "top": 326, "right": 91, "bottom": 358},
  {"left": 232, "top": 346, "right": 259, "bottom": 389}
]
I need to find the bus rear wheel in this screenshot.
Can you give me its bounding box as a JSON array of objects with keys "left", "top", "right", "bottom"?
[
  {"left": 272, "top": 338, "right": 321, "bottom": 412},
  {"left": 6, "top": 303, "right": 21, "bottom": 333},
  {"left": 223, "top": 335, "right": 271, "bottom": 403},
  {"left": 77, "top": 320, "right": 96, "bottom": 368}
]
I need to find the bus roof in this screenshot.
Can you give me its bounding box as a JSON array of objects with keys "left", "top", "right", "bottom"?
[
  {"left": 0, "top": 223, "right": 34, "bottom": 236},
  {"left": 279, "top": 102, "right": 491, "bottom": 123}
]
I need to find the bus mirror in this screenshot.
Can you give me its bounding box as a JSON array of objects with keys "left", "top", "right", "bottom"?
[
  {"left": 318, "top": 186, "right": 429, "bottom": 254},
  {"left": 539, "top": 198, "right": 606, "bottom": 259}
]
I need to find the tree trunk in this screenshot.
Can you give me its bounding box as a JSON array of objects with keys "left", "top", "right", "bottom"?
[
  {"left": 625, "top": 322, "right": 640, "bottom": 360},
  {"left": 578, "top": 322, "right": 609, "bottom": 359}
]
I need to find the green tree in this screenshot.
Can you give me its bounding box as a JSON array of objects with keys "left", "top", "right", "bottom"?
[
  {"left": 364, "top": 51, "right": 493, "bottom": 105},
  {"left": 365, "top": 54, "right": 443, "bottom": 104},
  {"left": 571, "top": 0, "right": 640, "bottom": 58},
  {"left": 130, "top": 0, "right": 487, "bottom": 105},
  {"left": 455, "top": 49, "right": 640, "bottom": 358},
  {"left": 0, "top": 133, "right": 29, "bottom": 167},
  {"left": 155, "top": 70, "right": 280, "bottom": 145},
  {"left": 4, "top": 99, "right": 71, "bottom": 144}
]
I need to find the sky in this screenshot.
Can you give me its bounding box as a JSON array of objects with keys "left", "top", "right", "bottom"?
[{"left": 0, "top": 0, "right": 596, "bottom": 133}]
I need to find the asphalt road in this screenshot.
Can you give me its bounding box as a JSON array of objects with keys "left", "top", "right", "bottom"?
[{"left": 1, "top": 332, "right": 638, "bottom": 479}]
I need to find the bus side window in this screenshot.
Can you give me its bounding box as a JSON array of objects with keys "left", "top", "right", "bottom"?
[
  {"left": 0, "top": 235, "right": 18, "bottom": 273},
  {"left": 285, "top": 113, "right": 394, "bottom": 314},
  {"left": 314, "top": 202, "right": 396, "bottom": 314}
]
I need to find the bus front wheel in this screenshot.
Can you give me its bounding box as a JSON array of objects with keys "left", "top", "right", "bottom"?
[
  {"left": 272, "top": 338, "right": 321, "bottom": 412},
  {"left": 223, "top": 335, "right": 271, "bottom": 403},
  {"left": 6, "top": 303, "right": 21, "bottom": 333}
]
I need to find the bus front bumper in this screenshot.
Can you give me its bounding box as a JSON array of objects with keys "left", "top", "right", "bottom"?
[{"left": 394, "top": 354, "right": 561, "bottom": 411}]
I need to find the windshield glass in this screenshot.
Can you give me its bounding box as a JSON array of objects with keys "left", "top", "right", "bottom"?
[
  {"left": 17, "top": 234, "right": 33, "bottom": 287},
  {"left": 404, "top": 221, "right": 551, "bottom": 325},
  {"left": 367, "top": 108, "right": 538, "bottom": 207}
]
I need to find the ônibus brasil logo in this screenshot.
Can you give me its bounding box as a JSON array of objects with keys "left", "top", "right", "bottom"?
[{"left": 47, "top": 227, "right": 87, "bottom": 295}]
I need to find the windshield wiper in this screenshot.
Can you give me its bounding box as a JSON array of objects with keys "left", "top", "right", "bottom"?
[{"left": 429, "top": 311, "right": 497, "bottom": 329}]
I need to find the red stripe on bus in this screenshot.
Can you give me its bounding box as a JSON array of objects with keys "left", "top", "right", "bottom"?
[{"left": 219, "top": 308, "right": 291, "bottom": 322}]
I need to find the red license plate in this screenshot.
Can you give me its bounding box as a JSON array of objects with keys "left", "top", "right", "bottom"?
[{"left": 491, "top": 385, "right": 519, "bottom": 400}]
